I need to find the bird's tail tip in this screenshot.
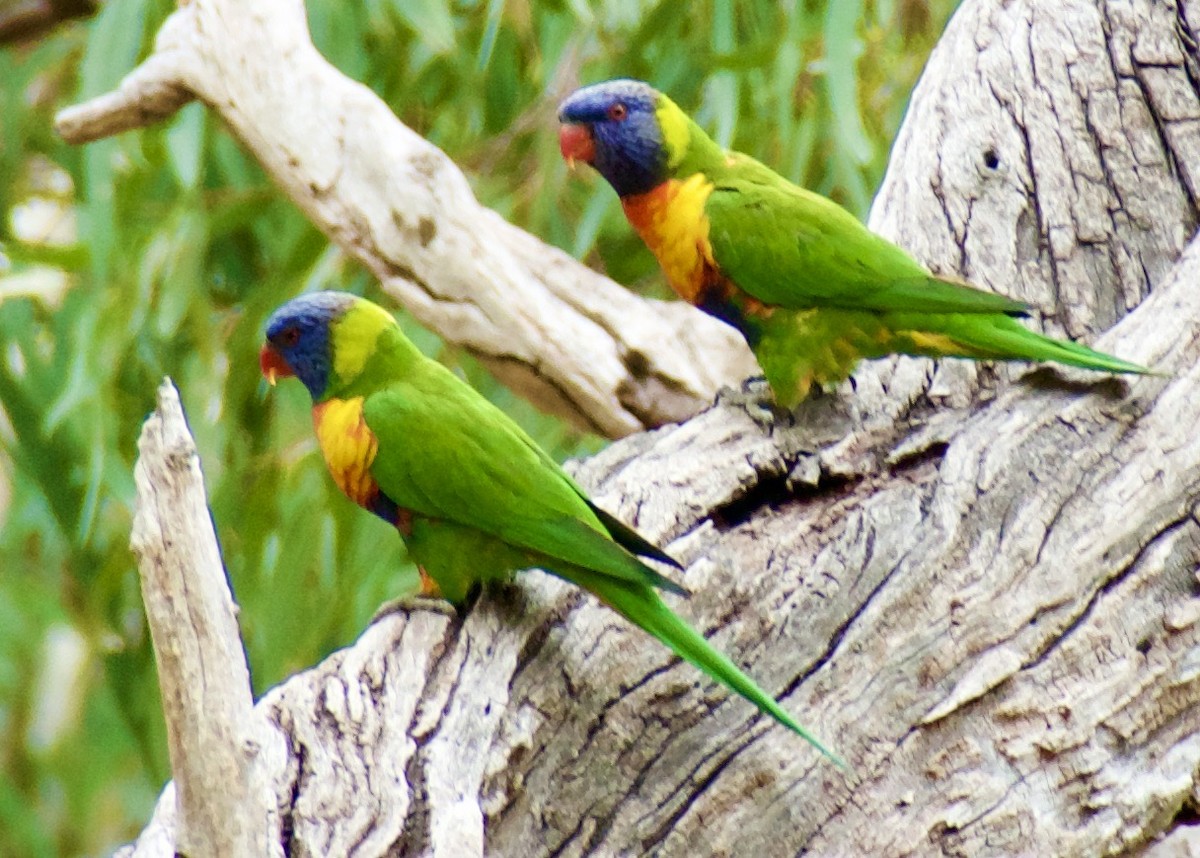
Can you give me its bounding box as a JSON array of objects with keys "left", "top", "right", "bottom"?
[{"left": 777, "top": 715, "right": 850, "bottom": 771}]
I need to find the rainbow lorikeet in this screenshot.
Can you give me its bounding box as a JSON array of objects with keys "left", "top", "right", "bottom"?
[
  {"left": 260, "top": 291, "right": 842, "bottom": 764},
  {"left": 558, "top": 79, "right": 1149, "bottom": 408}
]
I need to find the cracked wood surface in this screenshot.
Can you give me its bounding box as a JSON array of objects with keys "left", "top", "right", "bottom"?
[
  {"left": 119, "top": 0, "right": 1200, "bottom": 855},
  {"left": 128, "top": 380, "right": 280, "bottom": 857},
  {"left": 54, "top": 0, "right": 755, "bottom": 439}
]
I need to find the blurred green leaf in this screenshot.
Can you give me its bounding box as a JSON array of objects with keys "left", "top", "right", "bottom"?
[
  {"left": 476, "top": 0, "right": 506, "bottom": 71},
  {"left": 824, "top": 0, "right": 874, "bottom": 165},
  {"left": 77, "top": 0, "right": 151, "bottom": 281},
  {"left": 166, "top": 103, "right": 206, "bottom": 192},
  {"left": 387, "top": 0, "right": 456, "bottom": 55}
]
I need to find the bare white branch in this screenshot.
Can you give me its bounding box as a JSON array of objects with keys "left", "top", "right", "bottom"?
[
  {"left": 54, "top": 52, "right": 191, "bottom": 144},
  {"left": 54, "top": 0, "right": 755, "bottom": 438},
  {"left": 128, "top": 379, "right": 278, "bottom": 857}
]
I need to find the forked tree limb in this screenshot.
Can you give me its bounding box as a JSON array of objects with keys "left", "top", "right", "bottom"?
[
  {"left": 54, "top": 0, "right": 755, "bottom": 439},
  {"left": 127, "top": 380, "right": 280, "bottom": 857},
  {"left": 118, "top": 0, "right": 1200, "bottom": 855}
]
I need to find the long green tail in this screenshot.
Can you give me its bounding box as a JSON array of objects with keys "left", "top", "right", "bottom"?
[
  {"left": 924, "top": 313, "right": 1152, "bottom": 375},
  {"left": 580, "top": 573, "right": 845, "bottom": 767},
  {"left": 751, "top": 304, "right": 1153, "bottom": 409}
]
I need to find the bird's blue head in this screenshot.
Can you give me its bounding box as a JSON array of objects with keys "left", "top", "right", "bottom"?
[
  {"left": 558, "top": 79, "right": 674, "bottom": 197},
  {"left": 260, "top": 291, "right": 357, "bottom": 401}
]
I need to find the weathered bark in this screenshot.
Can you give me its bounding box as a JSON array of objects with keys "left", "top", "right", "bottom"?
[
  {"left": 53, "top": 0, "right": 754, "bottom": 439},
  {"left": 128, "top": 381, "right": 280, "bottom": 857},
  {"left": 118, "top": 0, "right": 1200, "bottom": 856}
]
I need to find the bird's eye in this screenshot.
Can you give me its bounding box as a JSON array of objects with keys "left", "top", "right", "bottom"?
[
  {"left": 608, "top": 102, "right": 628, "bottom": 122},
  {"left": 280, "top": 326, "right": 300, "bottom": 347}
]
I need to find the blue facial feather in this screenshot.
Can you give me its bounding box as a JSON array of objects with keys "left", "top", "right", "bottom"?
[
  {"left": 558, "top": 80, "right": 667, "bottom": 197},
  {"left": 264, "top": 291, "right": 357, "bottom": 400}
]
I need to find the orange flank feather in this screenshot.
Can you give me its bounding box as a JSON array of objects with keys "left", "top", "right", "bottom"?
[
  {"left": 621, "top": 174, "right": 722, "bottom": 305},
  {"left": 312, "top": 397, "right": 382, "bottom": 509}
]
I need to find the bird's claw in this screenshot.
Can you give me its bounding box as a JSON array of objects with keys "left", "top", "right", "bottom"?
[
  {"left": 371, "top": 594, "right": 460, "bottom": 624},
  {"left": 715, "top": 375, "right": 791, "bottom": 430}
]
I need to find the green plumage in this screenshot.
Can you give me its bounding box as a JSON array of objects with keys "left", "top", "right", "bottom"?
[
  {"left": 703, "top": 156, "right": 1148, "bottom": 404},
  {"left": 704, "top": 163, "right": 1030, "bottom": 316},
  {"left": 558, "top": 81, "right": 1151, "bottom": 408},
  {"left": 267, "top": 294, "right": 841, "bottom": 764}
]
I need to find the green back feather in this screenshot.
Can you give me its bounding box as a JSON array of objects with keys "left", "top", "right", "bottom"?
[
  {"left": 343, "top": 326, "right": 686, "bottom": 596},
  {"left": 652, "top": 90, "right": 1148, "bottom": 387},
  {"left": 703, "top": 172, "right": 1029, "bottom": 316},
  {"left": 653, "top": 92, "right": 1028, "bottom": 317},
  {"left": 316, "top": 297, "right": 837, "bottom": 758}
]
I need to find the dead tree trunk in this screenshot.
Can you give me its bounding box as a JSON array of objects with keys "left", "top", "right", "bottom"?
[{"left": 104, "top": 0, "right": 1200, "bottom": 855}]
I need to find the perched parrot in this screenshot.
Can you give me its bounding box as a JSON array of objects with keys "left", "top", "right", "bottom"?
[
  {"left": 260, "top": 291, "right": 841, "bottom": 764},
  {"left": 557, "top": 79, "right": 1149, "bottom": 408}
]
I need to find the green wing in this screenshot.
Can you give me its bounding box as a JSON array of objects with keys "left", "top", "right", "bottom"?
[
  {"left": 704, "top": 163, "right": 1029, "bottom": 316},
  {"left": 361, "top": 361, "right": 686, "bottom": 595},
  {"left": 585, "top": 502, "right": 680, "bottom": 569}
]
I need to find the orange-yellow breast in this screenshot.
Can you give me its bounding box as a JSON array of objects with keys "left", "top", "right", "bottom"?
[
  {"left": 621, "top": 173, "right": 721, "bottom": 304},
  {"left": 312, "top": 397, "right": 380, "bottom": 508}
]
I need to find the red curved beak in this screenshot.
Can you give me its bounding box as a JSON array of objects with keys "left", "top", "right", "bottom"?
[
  {"left": 259, "top": 344, "right": 294, "bottom": 386},
  {"left": 558, "top": 122, "right": 595, "bottom": 166}
]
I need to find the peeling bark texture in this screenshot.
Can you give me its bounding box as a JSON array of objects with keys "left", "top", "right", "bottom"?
[
  {"left": 126, "top": 380, "right": 280, "bottom": 857},
  {"left": 119, "top": 0, "right": 1200, "bottom": 856},
  {"left": 53, "top": 0, "right": 755, "bottom": 439}
]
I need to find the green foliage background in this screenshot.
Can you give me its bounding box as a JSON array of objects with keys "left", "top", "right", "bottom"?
[{"left": 0, "top": 0, "right": 959, "bottom": 852}]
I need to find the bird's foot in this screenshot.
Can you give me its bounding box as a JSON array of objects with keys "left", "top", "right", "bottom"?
[
  {"left": 371, "top": 594, "right": 460, "bottom": 625},
  {"left": 715, "top": 375, "right": 791, "bottom": 431},
  {"left": 372, "top": 566, "right": 463, "bottom": 623}
]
